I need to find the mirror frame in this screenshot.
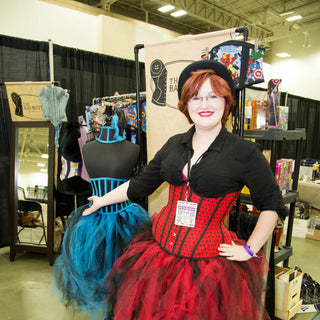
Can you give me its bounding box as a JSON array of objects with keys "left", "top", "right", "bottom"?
[{"left": 9, "top": 121, "right": 55, "bottom": 265}]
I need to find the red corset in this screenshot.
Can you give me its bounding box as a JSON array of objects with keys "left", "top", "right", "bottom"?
[{"left": 152, "top": 183, "right": 240, "bottom": 259}]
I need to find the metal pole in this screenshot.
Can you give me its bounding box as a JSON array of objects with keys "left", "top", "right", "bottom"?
[
  {"left": 134, "top": 44, "right": 144, "bottom": 171},
  {"left": 48, "top": 39, "right": 54, "bottom": 82}
]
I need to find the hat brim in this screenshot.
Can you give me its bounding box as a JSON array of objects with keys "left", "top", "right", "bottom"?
[{"left": 177, "top": 60, "right": 235, "bottom": 100}]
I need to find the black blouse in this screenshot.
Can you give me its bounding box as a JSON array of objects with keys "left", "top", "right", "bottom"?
[{"left": 128, "top": 125, "right": 288, "bottom": 220}]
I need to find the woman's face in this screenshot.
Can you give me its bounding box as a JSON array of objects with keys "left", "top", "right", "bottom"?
[{"left": 187, "top": 78, "right": 226, "bottom": 131}]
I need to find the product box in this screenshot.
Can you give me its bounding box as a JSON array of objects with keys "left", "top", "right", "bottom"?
[
  {"left": 277, "top": 106, "right": 289, "bottom": 130},
  {"left": 275, "top": 266, "right": 303, "bottom": 316},
  {"left": 275, "top": 159, "right": 295, "bottom": 195},
  {"left": 249, "top": 100, "right": 269, "bottom": 130},
  {"left": 311, "top": 207, "right": 320, "bottom": 216},
  {"left": 275, "top": 299, "right": 303, "bottom": 320},
  {"left": 283, "top": 217, "right": 310, "bottom": 238},
  {"left": 306, "top": 228, "right": 320, "bottom": 241}
]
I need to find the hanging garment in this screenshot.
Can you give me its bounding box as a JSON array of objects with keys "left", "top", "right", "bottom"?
[
  {"left": 77, "top": 115, "right": 90, "bottom": 182},
  {"left": 58, "top": 121, "right": 91, "bottom": 196},
  {"left": 38, "top": 85, "right": 69, "bottom": 145},
  {"left": 126, "top": 100, "right": 147, "bottom": 132}
]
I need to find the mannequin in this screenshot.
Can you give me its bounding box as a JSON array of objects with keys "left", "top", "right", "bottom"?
[
  {"left": 83, "top": 119, "right": 139, "bottom": 179},
  {"left": 52, "top": 109, "right": 150, "bottom": 320}
]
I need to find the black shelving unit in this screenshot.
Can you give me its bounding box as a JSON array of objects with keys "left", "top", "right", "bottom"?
[{"left": 242, "top": 128, "right": 306, "bottom": 266}]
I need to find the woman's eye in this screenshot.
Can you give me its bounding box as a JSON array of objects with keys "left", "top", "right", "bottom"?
[
  {"left": 209, "top": 95, "right": 217, "bottom": 99},
  {"left": 192, "top": 97, "right": 200, "bottom": 101}
]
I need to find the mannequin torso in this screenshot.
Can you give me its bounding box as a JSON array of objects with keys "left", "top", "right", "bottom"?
[{"left": 82, "top": 125, "right": 139, "bottom": 179}]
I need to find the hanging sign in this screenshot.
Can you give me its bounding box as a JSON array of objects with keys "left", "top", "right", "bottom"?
[{"left": 5, "top": 81, "right": 51, "bottom": 122}]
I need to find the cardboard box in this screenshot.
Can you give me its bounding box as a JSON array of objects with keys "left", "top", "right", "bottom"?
[
  {"left": 311, "top": 207, "right": 320, "bottom": 216},
  {"left": 306, "top": 228, "right": 320, "bottom": 241},
  {"left": 275, "top": 299, "right": 303, "bottom": 320},
  {"left": 283, "top": 218, "right": 310, "bottom": 238},
  {"left": 275, "top": 266, "right": 303, "bottom": 313}
]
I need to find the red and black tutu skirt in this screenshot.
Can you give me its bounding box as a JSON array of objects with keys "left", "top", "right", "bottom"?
[{"left": 106, "top": 222, "right": 270, "bottom": 320}]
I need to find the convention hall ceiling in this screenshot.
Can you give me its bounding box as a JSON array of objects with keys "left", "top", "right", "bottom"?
[{"left": 73, "top": 0, "right": 320, "bottom": 53}]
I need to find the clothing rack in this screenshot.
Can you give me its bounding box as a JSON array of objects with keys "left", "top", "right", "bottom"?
[{"left": 92, "top": 91, "right": 146, "bottom": 104}]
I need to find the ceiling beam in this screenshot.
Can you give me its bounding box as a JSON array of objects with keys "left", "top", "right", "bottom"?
[
  {"left": 266, "top": 21, "right": 320, "bottom": 43},
  {"left": 155, "top": 0, "right": 272, "bottom": 39}
]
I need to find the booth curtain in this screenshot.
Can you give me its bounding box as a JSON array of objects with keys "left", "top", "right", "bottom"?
[
  {"left": 285, "top": 94, "right": 320, "bottom": 159},
  {"left": 53, "top": 44, "right": 145, "bottom": 121},
  {"left": 0, "top": 34, "right": 145, "bottom": 247},
  {"left": 0, "top": 35, "right": 49, "bottom": 247}
]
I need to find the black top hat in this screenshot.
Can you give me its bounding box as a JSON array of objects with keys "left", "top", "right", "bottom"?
[{"left": 177, "top": 60, "right": 235, "bottom": 100}]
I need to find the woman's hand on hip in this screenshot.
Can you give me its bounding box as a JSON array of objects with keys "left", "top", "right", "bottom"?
[{"left": 218, "top": 241, "right": 252, "bottom": 261}]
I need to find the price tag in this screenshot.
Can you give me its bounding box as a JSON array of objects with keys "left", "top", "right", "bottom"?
[{"left": 175, "top": 200, "right": 198, "bottom": 227}]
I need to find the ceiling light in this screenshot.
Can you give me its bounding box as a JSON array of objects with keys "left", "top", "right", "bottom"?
[
  {"left": 40, "top": 169, "right": 47, "bottom": 173},
  {"left": 275, "top": 53, "right": 291, "bottom": 58},
  {"left": 286, "top": 15, "right": 302, "bottom": 22},
  {"left": 158, "top": 5, "right": 175, "bottom": 13},
  {"left": 37, "top": 163, "right": 45, "bottom": 167},
  {"left": 279, "top": 11, "right": 294, "bottom": 17},
  {"left": 171, "top": 10, "right": 187, "bottom": 17},
  {"left": 41, "top": 154, "right": 49, "bottom": 159}
]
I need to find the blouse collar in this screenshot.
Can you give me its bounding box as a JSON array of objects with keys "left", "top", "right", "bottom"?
[{"left": 182, "top": 124, "right": 227, "bottom": 152}]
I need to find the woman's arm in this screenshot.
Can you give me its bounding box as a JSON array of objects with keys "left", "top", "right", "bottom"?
[
  {"left": 246, "top": 210, "right": 278, "bottom": 254},
  {"left": 218, "top": 210, "right": 278, "bottom": 261},
  {"left": 82, "top": 181, "right": 130, "bottom": 216}
]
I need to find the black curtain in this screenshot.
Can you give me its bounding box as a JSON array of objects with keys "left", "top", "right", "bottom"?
[
  {"left": 53, "top": 44, "right": 146, "bottom": 122},
  {"left": 0, "top": 34, "right": 50, "bottom": 247},
  {"left": 0, "top": 34, "right": 146, "bottom": 247},
  {"left": 284, "top": 94, "right": 320, "bottom": 159}
]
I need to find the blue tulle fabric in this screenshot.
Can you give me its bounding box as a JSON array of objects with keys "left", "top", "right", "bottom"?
[{"left": 52, "top": 178, "right": 150, "bottom": 319}]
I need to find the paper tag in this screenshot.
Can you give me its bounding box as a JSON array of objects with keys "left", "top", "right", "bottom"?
[{"left": 175, "top": 200, "right": 198, "bottom": 227}]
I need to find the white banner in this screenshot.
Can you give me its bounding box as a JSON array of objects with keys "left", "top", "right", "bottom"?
[{"left": 144, "top": 28, "right": 237, "bottom": 213}]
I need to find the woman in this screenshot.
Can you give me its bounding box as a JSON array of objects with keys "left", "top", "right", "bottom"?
[{"left": 83, "top": 60, "right": 287, "bottom": 319}]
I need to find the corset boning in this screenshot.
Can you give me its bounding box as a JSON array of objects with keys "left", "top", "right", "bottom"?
[
  {"left": 90, "top": 177, "right": 131, "bottom": 215},
  {"left": 152, "top": 183, "right": 241, "bottom": 259}
]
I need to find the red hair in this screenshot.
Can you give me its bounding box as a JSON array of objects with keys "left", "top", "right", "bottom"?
[{"left": 178, "top": 69, "right": 235, "bottom": 124}]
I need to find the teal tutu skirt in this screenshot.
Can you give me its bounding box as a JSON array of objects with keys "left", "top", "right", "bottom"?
[{"left": 52, "top": 202, "right": 150, "bottom": 319}]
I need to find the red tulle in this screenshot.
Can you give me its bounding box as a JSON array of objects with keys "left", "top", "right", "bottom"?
[{"left": 106, "top": 230, "right": 270, "bottom": 320}]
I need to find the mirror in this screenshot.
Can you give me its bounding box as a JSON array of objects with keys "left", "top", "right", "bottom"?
[
  {"left": 17, "top": 127, "right": 49, "bottom": 245},
  {"left": 9, "top": 121, "right": 55, "bottom": 265}
]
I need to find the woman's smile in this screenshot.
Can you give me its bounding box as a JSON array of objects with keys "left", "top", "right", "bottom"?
[{"left": 198, "top": 111, "right": 214, "bottom": 117}]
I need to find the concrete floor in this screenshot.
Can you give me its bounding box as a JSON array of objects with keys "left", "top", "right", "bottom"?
[{"left": 0, "top": 236, "right": 319, "bottom": 320}]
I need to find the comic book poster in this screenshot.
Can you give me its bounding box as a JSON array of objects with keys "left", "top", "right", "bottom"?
[{"left": 208, "top": 41, "right": 264, "bottom": 90}]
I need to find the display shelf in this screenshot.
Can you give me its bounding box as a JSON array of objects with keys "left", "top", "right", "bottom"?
[
  {"left": 243, "top": 128, "right": 306, "bottom": 141},
  {"left": 240, "top": 190, "right": 299, "bottom": 205},
  {"left": 240, "top": 128, "right": 306, "bottom": 268},
  {"left": 274, "top": 245, "right": 293, "bottom": 265}
]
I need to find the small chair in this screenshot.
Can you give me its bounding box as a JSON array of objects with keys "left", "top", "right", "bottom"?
[{"left": 17, "top": 188, "right": 47, "bottom": 245}]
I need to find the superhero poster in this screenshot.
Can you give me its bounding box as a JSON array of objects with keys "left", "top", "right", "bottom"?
[{"left": 209, "top": 41, "right": 264, "bottom": 90}]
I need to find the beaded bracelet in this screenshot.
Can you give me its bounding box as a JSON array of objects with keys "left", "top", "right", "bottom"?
[{"left": 243, "top": 244, "right": 260, "bottom": 258}]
